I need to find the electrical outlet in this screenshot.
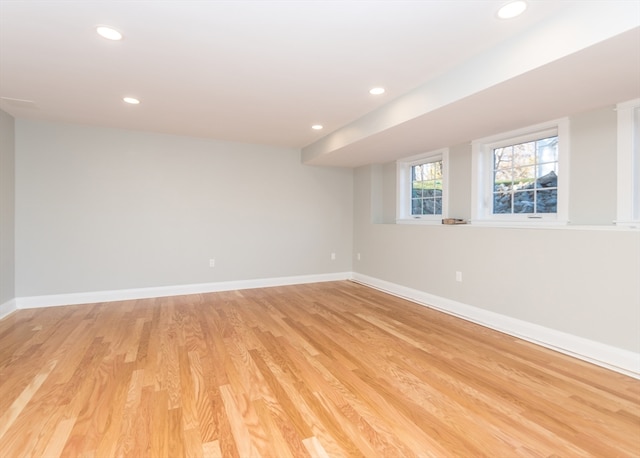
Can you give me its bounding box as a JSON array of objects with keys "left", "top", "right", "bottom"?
[
  {"left": 357, "top": 253, "right": 361, "bottom": 261},
  {"left": 331, "top": 252, "right": 336, "bottom": 261},
  {"left": 209, "top": 259, "right": 215, "bottom": 268},
  {"left": 456, "top": 271, "right": 462, "bottom": 282}
]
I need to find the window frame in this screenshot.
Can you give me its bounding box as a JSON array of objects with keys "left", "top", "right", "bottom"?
[
  {"left": 615, "top": 98, "right": 640, "bottom": 228},
  {"left": 471, "top": 118, "right": 570, "bottom": 226},
  {"left": 396, "top": 148, "right": 449, "bottom": 224}
]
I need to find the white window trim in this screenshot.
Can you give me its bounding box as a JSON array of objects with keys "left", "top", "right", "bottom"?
[
  {"left": 615, "top": 98, "right": 640, "bottom": 228},
  {"left": 396, "top": 148, "right": 449, "bottom": 225},
  {"left": 471, "top": 118, "right": 570, "bottom": 227}
]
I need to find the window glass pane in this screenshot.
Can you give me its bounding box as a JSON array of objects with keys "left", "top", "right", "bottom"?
[
  {"left": 513, "top": 190, "right": 535, "bottom": 213},
  {"left": 433, "top": 161, "right": 443, "bottom": 179},
  {"left": 513, "top": 142, "right": 535, "bottom": 168},
  {"left": 433, "top": 197, "right": 442, "bottom": 215},
  {"left": 513, "top": 165, "right": 536, "bottom": 190},
  {"left": 421, "top": 199, "right": 430, "bottom": 214},
  {"left": 424, "top": 180, "right": 438, "bottom": 190},
  {"left": 494, "top": 146, "right": 513, "bottom": 170},
  {"left": 537, "top": 136, "right": 558, "bottom": 163},
  {"left": 536, "top": 189, "right": 557, "bottom": 213},
  {"left": 422, "top": 162, "right": 433, "bottom": 179},
  {"left": 412, "top": 184, "right": 422, "bottom": 198},
  {"left": 421, "top": 198, "right": 436, "bottom": 215},
  {"left": 412, "top": 199, "right": 422, "bottom": 215},
  {"left": 536, "top": 166, "right": 557, "bottom": 188},
  {"left": 411, "top": 165, "right": 419, "bottom": 182},
  {"left": 493, "top": 192, "right": 512, "bottom": 213},
  {"left": 419, "top": 164, "right": 427, "bottom": 180},
  {"left": 494, "top": 170, "right": 512, "bottom": 187}
]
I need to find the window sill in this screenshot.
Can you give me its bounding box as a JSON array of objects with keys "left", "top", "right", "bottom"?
[
  {"left": 470, "top": 219, "right": 568, "bottom": 228},
  {"left": 396, "top": 218, "right": 442, "bottom": 225},
  {"left": 392, "top": 219, "right": 640, "bottom": 231},
  {"left": 614, "top": 220, "right": 640, "bottom": 229},
  {"left": 469, "top": 220, "right": 640, "bottom": 231}
]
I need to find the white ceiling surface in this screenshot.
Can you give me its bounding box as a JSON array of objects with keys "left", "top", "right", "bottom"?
[{"left": 1, "top": 1, "right": 639, "bottom": 168}]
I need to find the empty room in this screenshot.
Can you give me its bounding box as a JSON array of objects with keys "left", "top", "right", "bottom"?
[{"left": 1, "top": 1, "right": 639, "bottom": 456}]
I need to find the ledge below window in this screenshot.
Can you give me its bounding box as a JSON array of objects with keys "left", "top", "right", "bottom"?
[
  {"left": 467, "top": 220, "right": 640, "bottom": 231},
  {"left": 469, "top": 219, "right": 569, "bottom": 228},
  {"left": 614, "top": 220, "right": 640, "bottom": 229},
  {"left": 396, "top": 218, "right": 443, "bottom": 225}
]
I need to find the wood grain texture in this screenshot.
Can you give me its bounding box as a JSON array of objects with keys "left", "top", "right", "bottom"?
[{"left": 0, "top": 281, "right": 638, "bottom": 457}]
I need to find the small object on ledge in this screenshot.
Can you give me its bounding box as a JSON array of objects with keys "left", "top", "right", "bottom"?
[{"left": 442, "top": 218, "right": 467, "bottom": 225}]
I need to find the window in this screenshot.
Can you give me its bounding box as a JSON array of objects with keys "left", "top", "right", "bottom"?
[
  {"left": 616, "top": 98, "right": 640, "bottom": 228},
  {"left": 397, "top": 149, "right": 449, "bottom": 223},
  {"left": 492, "top": 135, "right": 558, "bottom": 214},
  {"left": 471, "top": 118, "right": 569, "bottom": 225}
]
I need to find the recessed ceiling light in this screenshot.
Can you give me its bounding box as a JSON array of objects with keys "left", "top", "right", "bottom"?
[
  {"left": 311, "top": 124, "right": 323, "bottom": 130},
  {"left": 369, "top": 87, "right": 385, "bottom": 95},
  {"left": 497, "top": 1, "right": 527, "bottom": 19},
  {"left": 96, "top": 26, "right": 123, "bottom": 41},
  {"left": 123, "top": 97, "right": 140, "bottom": 105}
]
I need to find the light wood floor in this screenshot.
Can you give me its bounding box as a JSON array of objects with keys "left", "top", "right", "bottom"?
[{"left": 0, "top": 281, "right": 638, "bottom": 457}]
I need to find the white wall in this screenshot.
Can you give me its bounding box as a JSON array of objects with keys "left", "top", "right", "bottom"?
[
  {"left": 570, "top": 107, "right": 618, "bottom": 225},
  {"left": 354, "top": 106, "right": 640, "bottom": 355},
  {"left": 15, "top": 120, "right": 353, "bottom": 297},
  {"left": 0, "top": 110, "right": 15, "bottom": 306}
]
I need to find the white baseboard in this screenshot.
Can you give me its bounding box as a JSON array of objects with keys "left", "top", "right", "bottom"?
[
  {"left": 15, "top": 271, "right": 352, "bottom": 309},
  {"left": 10, "top": 271, "right": 638, "bottom": 379},
  {"left": 0, "top": 298, "right": 17, "bottom": 320},
  {"left": 352, "top": 273, "right": 640, "bottom": 379}
]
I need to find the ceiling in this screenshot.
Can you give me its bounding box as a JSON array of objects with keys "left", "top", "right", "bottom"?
[{"left": 1, "top": 1, "right": 639, "bottom": 167}]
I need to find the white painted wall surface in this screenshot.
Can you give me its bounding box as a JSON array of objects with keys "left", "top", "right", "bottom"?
[{"left": 15, "top": 120, "right": 353, "bottom": 296}]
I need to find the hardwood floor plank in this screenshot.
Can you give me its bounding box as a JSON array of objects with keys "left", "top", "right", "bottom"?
[
  {"left": 141, "top": 306, "right": 162, "bottom": 388},
  {"left": 150, "top": 389, "right": 169, "bottom": 458},
  {"left": 214, "top": 384, "right": 241, "bottom": 458},
  {"left": 168, "top": 407, "right": 186, "bottom": 458},
  {"left": 0, "top": 379, "right": 67, "bottom": 457},
  {"left": 302, "top": 436, "right": 331, "bottom": 458},
  {"left": 178, "top": 346, "right": 200, "bottom": 431},
  {"left": 93, "top": 359, "right": 137, "bottom": 458},
  {"left": 219, "top": 384, "right": 262, "bottom": 458},
  {"left": 112, "top": 368, "right": 145, "bottom": 458},
  {"left": 202, "top": 440, "right": 223, "bottom": 458},
  {"left": 0, "top": 280, "right": 638, "bottom": 457},
  {"left": 131, "top": 385, "right": 153, "bottom": 456},
  {"left": 183, "top": 428, "right": 204, "bottom": 458},
  {"left": 248, "top": 346, "right": 314, "bottom": 442},
  {"left": 60, "top": 354, "right": 129, "bottom": 457},
  {"left": 252, "top": 398, "right": 297, "bottom": 458},
  {"left": 187, "top": 351, "right": 217, "bottom": 443},
  {"left": 39, "top": 415, "right": 77, "bottom": 458},
  {"left": 159, "top": 300, "right": 183, "bottom": 410},
  {"left": 0, "top": 358, "right": 57, "bottom": 439}
]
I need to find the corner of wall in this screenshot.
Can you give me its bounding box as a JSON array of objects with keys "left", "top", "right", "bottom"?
[
  {"left": 0, "top": 298, "right": 17, "bottom": 320},
  {"left": 0, "top": 109, "right": 16, "bottom": 307}
]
